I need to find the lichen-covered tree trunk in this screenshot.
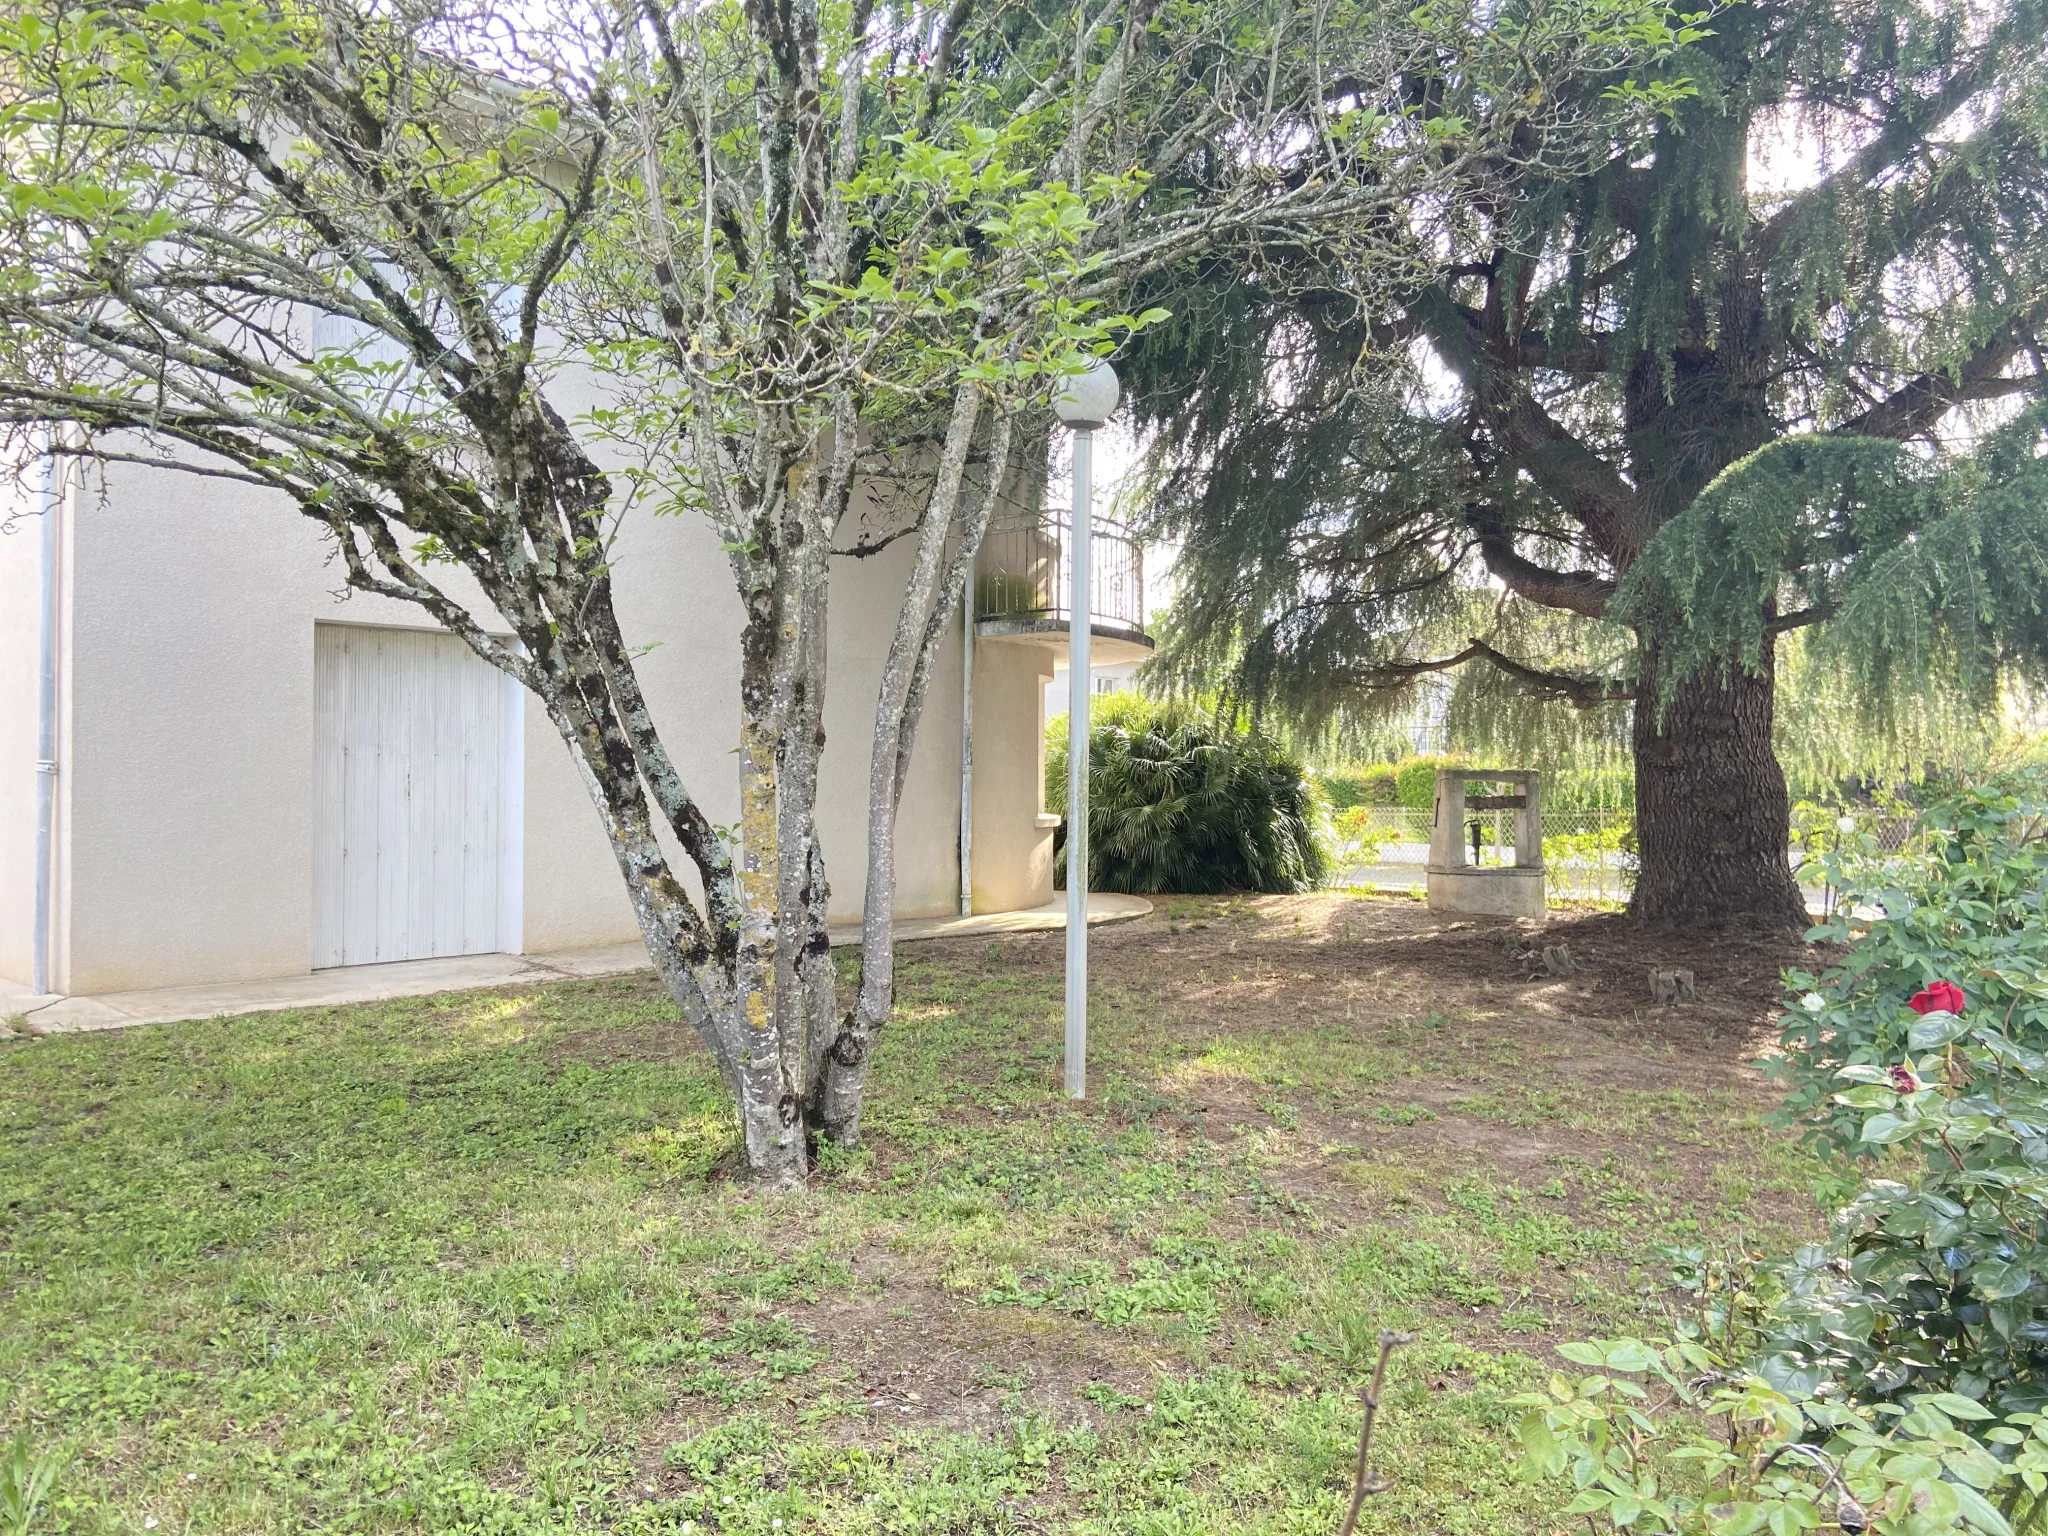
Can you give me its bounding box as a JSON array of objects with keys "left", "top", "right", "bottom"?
[
  {"left": 812, "top": 400, "right": 1016, "bottom": 1149},
  {"left": 1629, "top": 642, "right": 1807, "bottom": 927},
  {"left": 520, "top": 618, "right": 802, "bottom": 1184}
]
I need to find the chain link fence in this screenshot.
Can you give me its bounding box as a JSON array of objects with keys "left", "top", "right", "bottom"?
[
  {"left": 1330, "top": 806, "right": 1936, "bottom": 908},
  {"left": 1328, "top": 807, "right": 1637, "bottom": 903},
  {"left": 1789, "top": 813, "right": 1931, "bottom": 915}
]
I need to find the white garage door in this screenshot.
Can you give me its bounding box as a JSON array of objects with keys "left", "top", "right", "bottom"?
[{"left": 312, "top": 624, "right": 523, "bottom": 968}]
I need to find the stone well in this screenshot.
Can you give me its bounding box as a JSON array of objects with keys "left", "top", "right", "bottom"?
[{"left": 1425, "top": 767, "right": 1545, "bottom": 920}]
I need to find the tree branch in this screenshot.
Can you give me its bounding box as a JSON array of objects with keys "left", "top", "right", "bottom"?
[
  {"left": 1751, "top": 34, "right": 2010, "bottom": 267},
  {"left": 1836, "top": 312, "right": 2048, "bottom": 443},
  {"left": 1766, "top": 606, "right": 1824, "bottom": 636},
  {"left": 1318, "top": 639, "right": 1631, "bottom": 709},
  {"left": 1472, "top": 518, "right": 1616, "bottom": 618},
  {"left": 1464, "top": 637, "right": 1633, "bottom": 708},
  {"left": 1423, "top": 287, "right": 1646, "bottom": 561}
]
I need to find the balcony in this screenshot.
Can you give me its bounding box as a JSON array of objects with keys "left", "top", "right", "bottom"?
[{"left": 973, "top": 510, "right": 1153, "bottom": 662}]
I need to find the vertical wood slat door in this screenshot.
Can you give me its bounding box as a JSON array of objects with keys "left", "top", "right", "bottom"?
[{"left": 313, "top": 625, "right": 517, "bottom": 968}]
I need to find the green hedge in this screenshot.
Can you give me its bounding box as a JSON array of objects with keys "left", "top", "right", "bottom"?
[
  {"left": 1318, "top": 764, "right": 1396, "bottom": 809},
  {"left": 1046, "top": 696, "right": 1327, "bottom": 894},
  {"left": 1393, "top": 754, "right": 1458, "bottom": 810},
  {"left": 1317, "top": 758, "right": 1636, "bottom": 813}
]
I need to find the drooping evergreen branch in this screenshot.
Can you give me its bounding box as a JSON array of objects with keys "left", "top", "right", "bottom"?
[
  {"left": 1464, "top": 639, "right": 1636, "bottom": 709},
  {"left": 1421, "top": 285, "right": 1647, "bottom": 562},
  {"left": 1614, "top": 404, "right": 2048, "bottom": 715},
  {"left": 1839, "top": 311, "right": 2048, "bottom": 444},
  {"left": 1749, "top": 0, "right": 2046, "bottom": 268},
  {"left": 1254, "top": 635, "right": 1634, "bottom": 711}
]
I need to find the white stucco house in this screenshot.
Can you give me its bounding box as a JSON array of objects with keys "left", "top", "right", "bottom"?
[{"left": 0, "top": 436, "right": 1152, "bottom": 1001}]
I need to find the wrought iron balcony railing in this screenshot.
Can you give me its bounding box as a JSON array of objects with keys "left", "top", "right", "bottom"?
[{"left": 973, "top": 509, "right": 1147, "bottom": 637}]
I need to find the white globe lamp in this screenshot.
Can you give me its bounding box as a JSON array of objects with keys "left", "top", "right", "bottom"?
[{"left": 1053, "top": 359, "right": 1121, "bottom": 431}]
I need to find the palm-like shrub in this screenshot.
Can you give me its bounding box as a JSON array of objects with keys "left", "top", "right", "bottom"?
[{"left": 1046, "top": 696, "right": 1327, "bottom": 893}]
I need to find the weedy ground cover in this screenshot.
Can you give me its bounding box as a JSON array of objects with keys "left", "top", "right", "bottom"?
[{"left": 1, "top": 895, "right": 1820, "bottom": 1533}]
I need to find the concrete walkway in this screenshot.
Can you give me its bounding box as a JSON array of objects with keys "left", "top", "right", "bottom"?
[{"left": 0, "top": 894, "right": 1152, "bottom": 1036}]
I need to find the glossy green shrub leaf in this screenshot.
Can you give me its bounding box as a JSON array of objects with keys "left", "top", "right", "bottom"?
[{"left": 1908, "top": 1013, "right": 1971, "bottom": 1050}]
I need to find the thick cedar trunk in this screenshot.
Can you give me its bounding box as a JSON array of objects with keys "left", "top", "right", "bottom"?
[{"left": 1629, "top": 641, "right": 1806, "bottom": 927}]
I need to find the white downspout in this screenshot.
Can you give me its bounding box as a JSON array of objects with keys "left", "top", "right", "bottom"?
[
  {"left": 32, "top": 443, "right": 60, "bottom": 996},
  {"left": 958, "top": 576, "right": 974, "bottom": 917}
]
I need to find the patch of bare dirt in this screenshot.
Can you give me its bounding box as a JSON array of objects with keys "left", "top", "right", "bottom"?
[
  {"left": 1109, "top": 893, "right": 1812, "bottom": 1050},
  {"left": 580, "top": 891, "right": 1828, "bottom": 1455},
  {"left": 544, "top": 982, "right": 701, "bottom": 1068},
  {"left": 954, "top": 894, "right": 1816, "bottom": 1080},
  {"left": 630, "top": 1276, "right": 1153, "bottom": 1508},
  {"left": 807, "top": 1278, "right": 1150, "bottom": 1430},
  {"left": 902, "top": 893, "right": 1826, "bottom": 1236}
]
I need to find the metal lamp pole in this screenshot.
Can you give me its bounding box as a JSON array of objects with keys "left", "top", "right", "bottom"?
[{"left": 1053, "top": 360, "right": 1119, "bottom": 1100}]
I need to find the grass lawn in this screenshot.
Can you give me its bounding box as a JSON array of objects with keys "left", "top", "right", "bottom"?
[{"left": 1, "top": 895, "right": 1823, "bottom": 1535}]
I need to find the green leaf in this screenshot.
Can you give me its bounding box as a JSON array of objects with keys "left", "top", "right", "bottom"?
[
  {"left": 1707, "top": 1503, "right": 1768, "bottom": 1536},
  {"left": 1909, "top": 1012, "right": 1970, "bottom": 1049},
  {"left": 1922, "top": 1392, "right": 1998, "bottom": 1419},
  {"left": 1602, "top": 1341, "right": 1659, "bottom": 1372},
  {"left": 1971, "top": 1260, "right": 2033, "bottom": 1301},
  {"left": 1953, "top": 1484, "right": 2015, "bottom": 1536},
  {"left": 1882, "top": 1453, "right": 1943, "bottom": 1483},
  {"left": 1518, "top": 1412, "right": 1560, "bottom": 1474}
]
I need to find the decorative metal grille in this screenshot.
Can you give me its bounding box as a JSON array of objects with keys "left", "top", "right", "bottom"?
[{"left": 974, "top": 509, "right": 1145, "bottom": 634}]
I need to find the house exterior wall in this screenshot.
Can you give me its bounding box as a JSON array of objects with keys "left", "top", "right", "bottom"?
[
  {"left": 818, "top": 524, "right": 966, "bottom": 924},
  {"left": 0, "top": 462, "right": 46, "bottom": 987},
  {"left": 971, "top": 636, "right": 1057, "bottom": 913},
  {"left": 0, "top": 444, "right": 1030, "bottom": 995}
]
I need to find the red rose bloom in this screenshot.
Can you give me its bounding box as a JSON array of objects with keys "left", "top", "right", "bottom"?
[
  {"left": 1909, "top": 981, "right": 1965, "bottom": 1016},
  {"left": 1890, "top": 1066, "right": 1922, "bottom": 1093}
]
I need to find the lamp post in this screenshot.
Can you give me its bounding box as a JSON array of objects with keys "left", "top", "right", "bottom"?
[{"left": 1052, "top": 359, "right": 1119, "bottom": 1100}]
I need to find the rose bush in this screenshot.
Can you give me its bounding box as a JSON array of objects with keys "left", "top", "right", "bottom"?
[
  {"left": 1519, "top": 997, "right": 2048, "bottom": 1536},
  {"left": 1513, "top": 1335, "right": 2048, "bottom": 1536},
  {"left": 1519, "top": 787, "right": 2048, "bottom": 1536},
  {"left": 1767, "top": 1010, "right": 2048, "bottom": 1414},
  {"left": 1773, "top": 786, "right": 2048, "bottom": 1154},
  {"left": 1913, "top": 982, "right": 1969, "bottom": 1017}
]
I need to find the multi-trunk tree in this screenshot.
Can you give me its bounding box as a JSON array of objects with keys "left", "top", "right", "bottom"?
[
  {"left": 1127, "top": 0, "right": 2048, "bottom": 925},
  {"left": 0, "top": 0, "right": 1661, "bottom": 1178}
]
